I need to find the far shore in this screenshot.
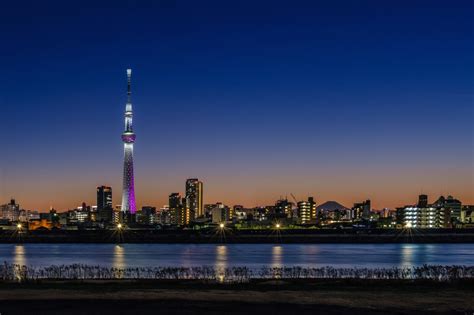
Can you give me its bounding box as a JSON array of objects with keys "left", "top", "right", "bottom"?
[{"left": 1, "top": 228, "right": 474, "bottom": 243}]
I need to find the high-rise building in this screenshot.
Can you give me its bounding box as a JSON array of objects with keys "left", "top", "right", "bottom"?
[
  {"left": 185, "top": 178, "right": 203, "bottom": 219},
  {"left": 352, "top": 200, "right": 371, "bottom": 219},
  {"left": 169, "top": 193, "right": 186, "bottom": 225},
  {"left": 97, "top": 186, "right": 112, "bottom": 210},
  {"left": 297, "top": 197, "right": 317, "bottom": 224},
  {"left": 121, "top": 69, "right": 137, "bottom": 214}
]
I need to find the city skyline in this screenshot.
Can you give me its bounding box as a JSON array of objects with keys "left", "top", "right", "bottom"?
[{"left": 1, "top": 1, "right": 473, "bottom": 211}]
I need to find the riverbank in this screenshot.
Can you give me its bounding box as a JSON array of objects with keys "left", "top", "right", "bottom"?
[
  {"left": 1, "top": 279, "right": 473, "bottom": 314},
  {"left": 2, "top": 228, "right": 474, "bottom": 243}
]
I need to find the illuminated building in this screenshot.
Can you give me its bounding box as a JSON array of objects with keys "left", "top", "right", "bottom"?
[
  {"left": 97, "top": 186, "right": 112, "bottom": 210},
  {"left": 121, "top": 69, "right": 137, "bottom": 214},
  {"left": 140, "top": 206, "right": 156, "bottom": 225},
  {"left": 28, "top": 219, "right": 58, "bottom": 230},
  {"left": 274, "top": 199, "right": 293, "bottom": 218},
  {"left": 185, "top": 178, "right": 203, "bottom": 219},
  {"left": 210, "top": 202, "right": 230, "bottom": 223},
  {"left": 432, "top": 195, "right": 462, "bottom": 223},
  {"left": 352, "top": 200, "right": 371, "bottom": 220},
  {"left": 0, "top": 199, "right": 20, "bottom": 222},
  {"left": 398, "top": 206, "right": 449, "bottom": 228},
  {"left": 75, "top": 210, "right": 89, "bottom": 223},
  {"left": 297, "top": 197, "right": 317, "bottom": 224},
  {"left": 232, "top": 205, "right": 243, "bottom": 220},
  {"left": 169, "top": 193, "right": 187, "bottom": 225},
  {"left": 158, "top": 205, "right": 172, "bottom": 224},
  {"left": 396, "top": 195, "right": 450, "bottom": 228},
  {"left": 462, "top": 205, "right": 474, "bottom": 224}
]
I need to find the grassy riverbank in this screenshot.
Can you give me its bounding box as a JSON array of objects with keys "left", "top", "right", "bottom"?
[{"left": 0, "top": 279, "right": 473, "bottom": 314}]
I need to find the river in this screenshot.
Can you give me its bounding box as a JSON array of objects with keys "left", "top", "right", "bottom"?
[{"left": 0, "top": 243, "right": 472, "bottom": 268}]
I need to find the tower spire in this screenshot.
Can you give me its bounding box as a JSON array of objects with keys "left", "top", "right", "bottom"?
[{"left": 127, "top": 68, "right": 132, "bottom": 103}]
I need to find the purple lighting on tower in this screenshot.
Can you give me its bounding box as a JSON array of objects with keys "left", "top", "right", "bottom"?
[{"left": 121, "top": 68, "right": 137, "bottom": 214}]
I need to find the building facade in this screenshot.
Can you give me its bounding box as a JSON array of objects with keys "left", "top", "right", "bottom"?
[
  {"left": 169, "top": 192, "right": 189, "bottom": 225},
  {"left": 210, "top": 203, "right": 231, "bottom": 223},
  {"left": 0, "top": 199, "right": 20, "bottom": 222},
  {"left": 185, "top": 178, "right": 203, "bottom": 220},
  {"left": 97, "top": 186, "right": 112, "bottom": 210},
  {"left": 396, "top": 195, "right": 450, "bottom": 228},
  {"left": 297, "top": 197, "right": 317, "bottom": 224},
  {"left": 352, "top": 200, "right": 371, "bottom": 220}
]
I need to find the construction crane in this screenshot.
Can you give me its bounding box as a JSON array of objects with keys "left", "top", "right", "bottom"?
[{"left": 290, "top": 193, "right": 299, "bottom": 205}]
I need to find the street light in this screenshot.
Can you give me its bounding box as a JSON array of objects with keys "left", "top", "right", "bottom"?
[
  {"left": 275, "top": 223, "right": 281, "bottom": 229},
  {"left": 17, "top": 223, "right": 22, "bottom": 229},
  {"left": 219, "top": 223, "right": 224, "bottom": 229},
  {"left": 117, "top": 223, "right": 123, "bottom": 230}
]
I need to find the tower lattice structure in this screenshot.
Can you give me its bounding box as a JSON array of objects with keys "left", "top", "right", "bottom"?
[{"left": 121, "top": 69, "right": 137, "bottom": 213}]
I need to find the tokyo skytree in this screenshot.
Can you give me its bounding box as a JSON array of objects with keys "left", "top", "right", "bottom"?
[{"left": 121, "top": 69, "right": 137, "bottom": 213}]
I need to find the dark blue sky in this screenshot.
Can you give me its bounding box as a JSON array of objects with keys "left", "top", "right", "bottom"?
[{"left": 1, "top": 0, "right": 473, "bottom": 210}]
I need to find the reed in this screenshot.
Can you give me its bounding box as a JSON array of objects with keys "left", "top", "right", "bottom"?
[{"left": 1, "top": 262, "right": 472, "bottom": 283}]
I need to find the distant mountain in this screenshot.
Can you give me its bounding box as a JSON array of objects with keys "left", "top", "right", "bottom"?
[{"left": 317, "top": 201, "right": 350, "bottom": 212}]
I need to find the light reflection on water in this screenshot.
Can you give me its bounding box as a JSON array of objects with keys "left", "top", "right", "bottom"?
[
  {"left": 13, "top": 245, "right": 26, "bottom": 266},
  {"left": 215, "top": 245, "right": 227, "bottom": 281},
  {"left": 401, "top": 244, "right": 414, "bottom": 267},
  {"left": 4, "top": 243, "right": 473, "bottom": 268},
  {"left": 272, "top": 245, "right": 283, "bottom": 268},
  {"left": 113, "top": 245, "right": 125, "bottom": 268}
]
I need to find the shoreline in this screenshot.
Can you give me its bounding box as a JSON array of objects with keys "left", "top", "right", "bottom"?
[{"left": 2, "top": 229, "right": 474, "bottom": 243}]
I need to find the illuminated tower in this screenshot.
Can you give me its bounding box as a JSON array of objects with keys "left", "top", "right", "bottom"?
[{"left": 121, "top": 69, "right": 137, "bottom": 213}]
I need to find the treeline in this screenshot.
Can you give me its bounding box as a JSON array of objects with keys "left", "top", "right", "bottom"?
[{"left": 1, "top": 263, "right": 473, "bottom": 283}]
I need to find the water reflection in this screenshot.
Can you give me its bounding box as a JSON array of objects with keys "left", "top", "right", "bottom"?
[
  {"left": 180, "top": 246, "right": 194, "bottom": 267},
  {"left": 272, "top": 245, "right": 283, "bottom": 268},
  {"left": 400, "top": 244, "right": 414, "bottom": 267},
  {"left": 215, "top": 245, "right": 227, "bottom": 282},
  {"left": 13, "top": 245, "right": 26, "bottom": 266},
  {"left": 113, "top": 245, "right": 125, "bottom": 268},
  {"left": 0, "top": 244, "right": 472, "bottom": 269}
]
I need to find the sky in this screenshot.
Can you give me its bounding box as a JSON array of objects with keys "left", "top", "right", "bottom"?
[{"left": 1, "top": 0, "right": 473, "bottom": 211}]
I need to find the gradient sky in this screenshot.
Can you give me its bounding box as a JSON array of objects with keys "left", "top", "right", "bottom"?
[{"left": 1, "top": 0, "right": 473, "bottom": 211}]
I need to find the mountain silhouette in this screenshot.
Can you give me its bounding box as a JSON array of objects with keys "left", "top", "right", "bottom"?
[{"left": 317, "top": 201, "right": 350, "bottom": 212}]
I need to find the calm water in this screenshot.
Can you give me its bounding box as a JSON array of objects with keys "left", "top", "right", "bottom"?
[{"left": 0, "top": 244, "right": 473, "bottom": 268}]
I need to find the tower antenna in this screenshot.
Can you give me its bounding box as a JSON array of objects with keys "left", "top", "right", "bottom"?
[{"left": 127, "top": 69, "right": 132, "bottom": 103}]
